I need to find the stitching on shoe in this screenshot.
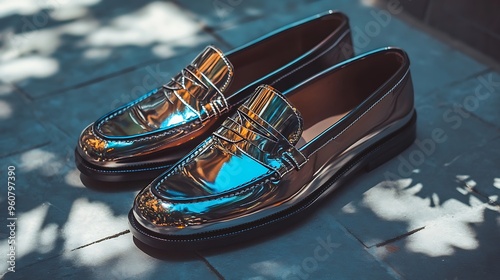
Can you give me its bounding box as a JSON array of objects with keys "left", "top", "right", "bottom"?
[
  {"left": 95, "top": 119, "right": 202, "bottom": 144},
  {"left": 207, "top": 46, "right": 234, "bottom": 93}
]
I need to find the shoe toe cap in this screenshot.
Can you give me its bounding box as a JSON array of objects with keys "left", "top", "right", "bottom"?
[
  {"left": 78, "top": 124, "right": 111, "bottom": 161},
  {"left": 133, "top": 186, "right": 206, "bottom": 234}
]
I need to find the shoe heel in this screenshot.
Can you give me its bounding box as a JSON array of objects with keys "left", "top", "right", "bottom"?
[{"left": 364, "top": 112, "right": 417, "bottom": 172}]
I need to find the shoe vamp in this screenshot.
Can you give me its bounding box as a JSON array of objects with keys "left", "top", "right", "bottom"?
[
  {"left": 100, "top": 89, "right": 199, "bottom": 136},
  {"left": 157, "top": 140, "right": 271, "bottom": 199}
]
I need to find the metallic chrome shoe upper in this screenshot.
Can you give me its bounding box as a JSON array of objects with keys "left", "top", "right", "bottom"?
[
  {"left": 75, "top": 10, "right": 354, "bottom": 172},
  {"left": 79, "top": 46, "right": 233, "bottom": 165},
  {"left": 100, "top": 46, "right": 232, "bottom": 136},
  {"left": 132, "top": 47, "right": 415, "bottom": 236}
]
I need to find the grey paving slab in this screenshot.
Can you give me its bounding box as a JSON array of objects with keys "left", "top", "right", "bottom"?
[
  {"left": 432, "top": 71, "right": 500, "bottom": 129},
  {"left": 0, "top": 83, "right": 49, "bottom": 157},
  {"left": 200, "top": 211, "right": 398, "bottom": 280},
  {"left": 443, "top": 137, "right": 500, "bottom": 203},
  {"left": 0, "top": 0, "right": 210, "bottom": 98},
  {"left": 33, "top": 46, "right": 220, "bottom": 138},
  {"left": 0, "top": 125, "right": 145, "bottom": 273},
  {"left": 175, "top": 0, "right": 323, "bottom": 31},
  {"left": 333, "top": 1, "right": 488, "bottom": 96},
  {"left": 2, "top": 233, "right": 219, "bottom": 280},
  {"left": 416, "top": 70, "right": 500, "bottom": 199},
  {"left": 368, "top": 206, "right": 500, "bottom": 280},
  {"left": 212, "top": 0, "right": 361, "bottom": 48},
  {"left": 329, "top": 98, "right": 500, "bottom": 248},
  {"left": 214, "top": 12, "right": 322, "bottom": 48},
  {"left": 213, "top": 0, "right": 488, "bottom": 98}
]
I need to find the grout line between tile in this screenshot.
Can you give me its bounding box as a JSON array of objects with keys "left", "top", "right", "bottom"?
[
  {"left": 34, "top": 64, "right": 149, "bottom": 100},
  {"left": 0, "top": 141, "right": 51, "bottom": 159},
  {"left": 11, "top": 83, "right": 34, "bottom": 102},
  {"left": 194, "top": 251, "right": 226, "bottom": 280},
  {"left": 336, "top": 219, "right": 403, "bottom": 279},
  {"left": 374, "top": 227, "right": 425, "bottom": 248},
  {"left": 338, "top": 221, "right": 370, "bottom": 249},
  {"left": 202, "top": 25, "right": 234, "bottom": 50},
  {"left": 431, "top": 68, "right": 493, "bottom": 91},
  {"left": 32, "top": 36, "right": 212, "bottom": 100},
  {"left": 466, "top": 111, "right": 500, "bottom": 133}
]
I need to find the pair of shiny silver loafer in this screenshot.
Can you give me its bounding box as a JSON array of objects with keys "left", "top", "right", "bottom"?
[{"left": 75, "top": 10, "right": 416, "bottom": 249}]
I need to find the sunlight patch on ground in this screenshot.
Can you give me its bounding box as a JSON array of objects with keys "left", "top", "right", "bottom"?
[
  {"left": 2, "top": 26, "right": 62, "bottom": 58},
  {"left": 49, "top": 5, "right": 89, "bottom": 21},
  {"left": 1, "top": 19, "right": 99, "bottom": 62},
  {"left": 362, "top": 179, "right": 489, "bottom": 257},
  {"left": 0, "top": 0, "right": 100, "bottom": 60},
  {"left": 82, "top": 48, "right": 112, "bottom": 60},
  {"left": 151, "top": 44, "right": 176, "bottom": 58},
  {"left": 20, "top": 148, "right": 66, "bottom": 177},
  {"left": 108, "top": 244, "right": 156, "bottom": 279},
  {"left": 361, "top": 0, "right": 380, "bottom": 7},
  {"left": 0, "top": 100, "right": 13, "bottom": 119},
  {"left": 494, "top": 178, "right": 500, "bottom": 189},
  {"left": 0, "top": 84, "right": 12, "bottom": 96},
  {"left": 341, "top": 202, "right": 357, "bottom": 214},
  {"left": 64, "top": 234, "right": 156, "bottom": 278},
  {"left": 64, "top": 168, "right": 85, "bottom": 188},
  {"left": 0, "top": 0, "right": 99, "bottom": 17},
  {"left": 0, "top": 56, "right": 59, "bottom": 83},
  {"left": 83, "top": 2, "right": 200, "bottom": 48},
  {"left": 0, "top": 203, "right": 58, "bottom": 272},
  {"left": 62, "top": 198, "right": 127, "bottom": 250},
  {"left": 250, "top": 260, "right": 288, "bottom": 279},
  {"left": 405, "top": 196, "right": 484, "bottom": 256},
  {"left": 64, "top": 19, "right": 101, "bottom": 36}
]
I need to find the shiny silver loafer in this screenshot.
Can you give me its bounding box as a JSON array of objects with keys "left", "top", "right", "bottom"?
[
  {"left": 129, "top": 47, "right": 416, "bottom": 249},
  {"left": 75, "top": 10, "right": 353, "bottom": 181}
]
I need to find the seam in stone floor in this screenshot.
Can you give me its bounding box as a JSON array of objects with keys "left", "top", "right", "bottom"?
[
  {"left": 31, "top": 33, "right": 219, "bottom": 101},
  {"left": 26, "top": 0, "right": 237, "bottom": 101},
  {"left": 430, "top": 68, "right": 492, "bottom": 90},
  {"left": 336, "top": 220, "right": 403, "bottom": 280},
  {"left": 0, "top": 141, "right": 50, "bottom": 159},
  {"left": 171, "top": 0, "right": 268, "bottom": 32},
  {"left": 466, "top": 111, "right": 500, "bottom": 132},
  {"left": 202, "top": 24, "right": 234, "bottom": 50},
  {"left": 33, "top": 62, "right": 159, "bottom": 100},
  {"left": 194, "top": 251, "right": 226, "bottom": 280},
  {"left": 10, "top": 83, "right": 34, "bottom": 102}
]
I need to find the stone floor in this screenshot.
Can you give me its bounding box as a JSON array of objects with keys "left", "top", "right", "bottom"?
[{"left": 1, "top": 0, "right": 499, "bottom": 279}]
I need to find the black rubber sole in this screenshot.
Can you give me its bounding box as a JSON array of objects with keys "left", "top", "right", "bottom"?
[
  {"left": 75, "top": 150, "right": 174, "bottom": 182},
  {"left": 129, "top": 112, "right": 417, "bottom": 250}
]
